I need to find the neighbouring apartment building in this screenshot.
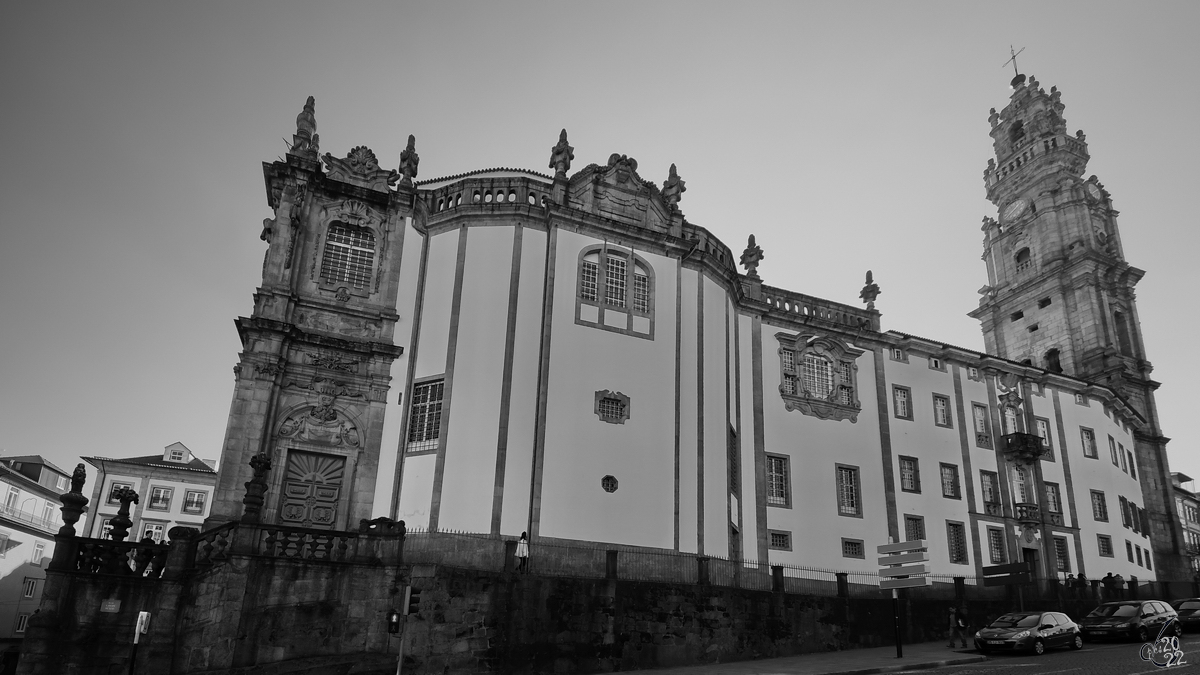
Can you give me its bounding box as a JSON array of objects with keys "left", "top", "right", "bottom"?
[
  {"left": 82, "top": 443, "right": 217, "bottom": 542},
  {"left": 0, "top": 456, "right": 70, "bottom": 664},
  {"left": 1172, "top": 473, "right": 1200, "bottom": 573},
  {"left": 206, "top": 71, "right": 1184, "bottom": 585}
]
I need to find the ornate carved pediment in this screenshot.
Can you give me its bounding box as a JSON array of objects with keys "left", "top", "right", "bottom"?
[
  {"left": 566, "top": 153, "right": 671, "bottom": 230},
  {"left": 323, "top": 146, "right": 399, "bottom": 192},
  {"left": 327, "top": 199, "right": 384, "bottom": 230},
  {"left": 278, "top": 381, "right": 361, "bottom": 448},
  {"left": 775, "top": 332, "right": 865, "bottom": 423}
]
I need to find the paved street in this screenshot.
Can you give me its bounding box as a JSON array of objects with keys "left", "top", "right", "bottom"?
[{"left": 920, "top": 636, "right": 1200, "bottom": 675}]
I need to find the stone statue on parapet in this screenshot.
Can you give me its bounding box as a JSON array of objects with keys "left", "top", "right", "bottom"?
[
  {"left": 740, "top": 235, "right": 764, "bottom": 278},
  {"left": 71, "top": 463, "right": 87, "bottom": 493},
  {"left": 859, "top": 270, "right": 881, "bottom": 310},
  {"left": 399, "top": 134, "right": 420, "bottom": 186},
  {"left": 549, "top": 129, "right": 574, "bottom": 178},
  {"left": 288, "top": 96, "right": 320, "bottom": 159},
  {"left": 661, "top": 164, "right": 686, "bottom": 211}
]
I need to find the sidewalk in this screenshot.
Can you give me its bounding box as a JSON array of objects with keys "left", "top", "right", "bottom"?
[{"left": 654, "top": 640, "right": 988, "bottom": 675}]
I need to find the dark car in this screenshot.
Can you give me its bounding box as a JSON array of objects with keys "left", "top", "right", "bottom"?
[
  {"left": 1169, "top": 598, "right": 1200, "bottom": 632},
  {"left": 1079, "top": 600, "right": 1181, "bottom": 642},
  {"left": 974, "top": 611, "right": 1083, "bottom": 655}
]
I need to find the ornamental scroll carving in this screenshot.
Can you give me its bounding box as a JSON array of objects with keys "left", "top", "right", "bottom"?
[
  {"left": 277, "top": 378, "right": 362, "bottom": 448},
  {"left": 323, "top": 146, "right": 398, "bottom": 192},
  {"left": 775, "top": 332, "right": 865, "bottom": 423},
  {"left": 295, "top": 310, "right": 381, "bottom": 339},
  {"left": 306, "top": 351, "right": 361, "bottom": 373}
]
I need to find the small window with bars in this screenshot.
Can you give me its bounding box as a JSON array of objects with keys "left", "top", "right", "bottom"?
[
  {"left": 780, "top": 350, "right": 797, "bottom": 395},
  {"left": 767, "top": 455, "right": 790, "bottom": 507},
  {"left": 838, "top": 362, "right": 854, "bottom": 405},
  {"left": 899, "top": 457, "right": 920, "bottom": 493},
  {"left": 1054, "top": 537, "right": 1071, "bottom": 572},
  {"left": 319, "top": 222, "right": 375, "bottom": 289},
  {"left": 1081, "top": 427, "right": 1098, "bottom": 458},
  {"left": 769, "top": 530, "right": 792, "bottom": 551},
  {"left": 598, "top": 397, "right": 624, "bottom": 422},
  {"left": 1091, "top": 490, "right": 1109, "bottom": 521},
  {"left": 987, "top": 527, "right": 1007, "bottom": 564},
  {"left": 940, "top": 464, "right": 961, "bottom": 499},
  {"left": 841, "top": 538, "right": 865, "bottom": 559},
  {"left": 633, "top": 271, "right": 650, "bottom": 313},
  {"left": 904, "top": 515, "right": 925, "bottom": 541},
  {"left": 14, "top": 614, "right": 28, "bottom": 634},
  {"left": 22, "top": 579, "right": 35, "bottom": 598},
  {"left": 947, "top": 522, "right": 968, "bottom": 564},
  {"left": 406, "top": 379, "right": 445, "bottom": 453},
  {"left": 973, "top": 404, "right": 991, "bottom": 447}
]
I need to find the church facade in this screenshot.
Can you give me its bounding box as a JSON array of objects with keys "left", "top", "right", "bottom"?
[{"left": 210, "top": 75, "right": 1184, "bottom": 584}]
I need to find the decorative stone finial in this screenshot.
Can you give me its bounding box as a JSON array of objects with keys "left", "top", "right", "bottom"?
[
  {"left": 740, "top": 235, "right": 764, "bottom": 278},
  {"left": 241, "top": 453, "right": 273, "bottom": 523},
  {"left": 988, "top": 108, "right": 999, "bottom": 129},
  {"left": 661, "top": 164, "right": 686, "bottom": 211},
  {"left": 108, "top": 487, "right": 140, "bottom": 542},
  {"left": 859, "top": 270, "right": 881, "bottom": 310},
  {"left": 288, "top": 96, "right": 320, "bottom": 160},
  {"left": 399, "top": 134, "right": 420, "bottom": 186},
  {"left": 549, "top": 129, "right": 574, "bottom": 178}
]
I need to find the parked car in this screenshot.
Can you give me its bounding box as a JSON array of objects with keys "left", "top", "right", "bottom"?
[
  {"left": 974, "top": 611, "right": 1083, "bottom": 655},
  {"left": 1079, "top": 600, "right": 1181, "bottom": 642},
  {"left": 1169, "top": 598, "right": 1200, "bottom": 632}
]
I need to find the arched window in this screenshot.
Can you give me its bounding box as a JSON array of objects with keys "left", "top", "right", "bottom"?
[
  {"left": 776, "top": 332, "right": 863, "bottom": 423},
  {"left": 576, "top": 245, "right": 654, "bottom": 338},
  {"left": 1014, "top": 248, "right": 1032, "bottom": 274},
  {"left": 320, "top": 222, "right": 375, "bottom": 289},
  {"left": 1045, "top": 348, "right": 1062, "bottom": 373}
]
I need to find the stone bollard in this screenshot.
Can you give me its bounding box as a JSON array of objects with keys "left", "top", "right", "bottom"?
[
  {"left": 697, "top": 556, "right": 710, "bottom": 585},
  {"left": 772, "top": 565, "right": 784, "bottom": 593},
  {"left": 836, "top": 572, "right": 849, "bottom": 598},
  {"left": 503, "top": 540, "right": 516, "bottom": 573},
  {"left": 606, "top": 550, "right": 618, "bottom": 580}
]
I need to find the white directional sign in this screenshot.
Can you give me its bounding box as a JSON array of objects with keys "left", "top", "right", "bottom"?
[{"left": 877, "top": 539, "right": 930, "bottom": 589}]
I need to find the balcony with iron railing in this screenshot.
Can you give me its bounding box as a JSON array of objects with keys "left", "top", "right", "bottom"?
[{"left": 0, "top": 502, "right": 58, "bottom": 533}]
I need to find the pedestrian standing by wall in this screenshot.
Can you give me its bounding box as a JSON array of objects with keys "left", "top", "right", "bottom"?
[{"left": 516, "top": 532, "right": 529, "bottom": 573}]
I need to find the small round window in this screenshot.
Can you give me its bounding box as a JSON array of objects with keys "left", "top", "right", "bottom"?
[{"left": 601, "top": 475, "right": 618, "bottom": 493}]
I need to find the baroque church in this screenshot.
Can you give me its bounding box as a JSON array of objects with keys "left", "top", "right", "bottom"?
[{"left": 206, "top": 72, "right": 1184, "bottom": 584}]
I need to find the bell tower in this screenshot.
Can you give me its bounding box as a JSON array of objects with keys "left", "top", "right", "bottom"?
[
  {"left": 207, "top": 97, "right": 418, "bottom": 530},
  {"left": 969, "top": 73, "right": 1184, "bottom": 575}
]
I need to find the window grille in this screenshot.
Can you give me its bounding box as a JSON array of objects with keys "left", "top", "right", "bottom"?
[
  {"left": 769, "top": 531, "right": 790, "bottom": 549},
  {"left": 940, "top": 464, "right": 960, "bottom": 498},
  {"left": 1091, "top": 490, "right": 1109, "bottom": 521},
  {"left": 319, "top": 222, "right": 375, "bottom": 289},
  {"left": 780, "top": 350, "right": 797, "bottom": 395},
  {"left": 406, "top": 380, "right": 445, "bottom": 453},
  {"left": 837, "top": 466, "right": 860, "bottom": 516},
  {"left": 802, "top": 354, "right": 833, "bottom": 398},
  {"left": 767, "top": 456, "right": 789, "bottom": 506},
  {"left": 842, "top": 539, "right": 864, "bottom": 558},
  {"left": 899, "top": 457, "right": 920, "bottom": 492},
  {"left": 904, "top": 515, "right": 925, "bottom": 541},
  {"left": 597, "top": 397, "right": 624, "bottom": 422},
  {"left": 1054, "top": 537, "right": 1071, "bottom": 572},
  {"left": 580, "top": 259, "right": 598, "bottom": 301},
  {"left": 988, "top": 528, "right": 1006, "bottom": 564},
  {"left": 839, "top": 362, "right": 854, "bottom": 405},
  {"left": 604, "top": 256, "right": 626, "bottom": 307},
  {"left": 947, "top": 522, "right": 968, "bottom": 563},
  {"left": 633, "top": 272, "right": 650, "bottom": 313},
  {"left": 1098, "top": 535, "right": 1114, "bottom": 557}
]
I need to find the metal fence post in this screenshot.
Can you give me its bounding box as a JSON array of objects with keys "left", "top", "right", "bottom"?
[
  {"left": 772, "top": 565, "right": 784, "bottom": 593},
  {"left": 954, "top": 576, "right": 965, "bottom": 600},
  {"left": 606, "top": 550, "right": 618, "bottom": 580},
  {"left": 836, "top": 572, "right": 848, "bottom": 598},
  {"left": 697, "top": 556, "right": 709, "bottom": 585}
]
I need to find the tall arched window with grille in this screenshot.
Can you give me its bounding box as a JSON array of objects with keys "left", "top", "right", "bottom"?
[
  {"left": 320, "top": 222, "right": 376, "bottom": 290},
  {"left": 575, "top": 245, "right": 654, "bottom": 338}
]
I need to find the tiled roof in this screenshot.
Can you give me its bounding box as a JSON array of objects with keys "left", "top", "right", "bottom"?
[
  {"left": 2, "top": 455, "right": 70, "bottom": 476},
  {"left": 83, "top": 455, "right": 216, "bottom": 474}
]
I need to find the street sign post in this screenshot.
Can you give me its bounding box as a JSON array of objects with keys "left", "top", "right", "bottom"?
[
  {"left": 877, "top": 539, "right": 931, "bottom": 658},
  {"left": 982, "top": 561, "right": 1034, "bottom": 610}
]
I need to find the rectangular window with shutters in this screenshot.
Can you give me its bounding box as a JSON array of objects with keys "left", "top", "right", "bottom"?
[
  {"left": 899, "top": 456, "right": 921, "bottom": 493},
  {"left": 933, "top": 394, "right": 952, "bottom": 428},
  {"left": 893, "top": 386, "right": 912, "bottom": 420},
  {"left": 973, "top": 404, "right": 991, "bottom": 448},
  {"left": 1054, "top": 537, "right": 1071, "bottom": 572},
  {"left": 987, "top": 527, "right": 1006, "bottom": 564},
  {"left": 767, "top": 455, "right": 790, "bottom": 507},
  {"left": 406, "top": 379, "right": 445, "bottom": 453},
  {"left": 1035, "top": 417, "right": 1054, "bottom": 460},
  {"left": 947, "top": 521, "right": 968, "bottom": 564},
  {"left": 1128, "top": 450, "right": 1137, "bottom": 480},
  {"left": 1120, "top": 443, "right": 1128, "bottom": 473},
  {"left": 904, "top": 514, "right": 925, "bottom": 541},
  {"left": 1120, "top": 496, "right": 1131, "bottom": 528},
  {"left": 1127, "top": 540, "right": 1135, "bottom": 562},
  {"left": 981, "top": 471, "right": 1002, "bottom": 516},
  {"left": 836, "top": 464, "right": 862, "bottom": 517},
  {"left": 1081, "top": 427, "right": 1098, "bottom": 458},
  {"left": 1109, "top": 435, "right": 1120, "bottom": 466}
]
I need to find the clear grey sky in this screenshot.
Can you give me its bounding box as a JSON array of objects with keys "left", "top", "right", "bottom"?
[{"left": 2, "top": 2, "right": 1197, "bottom": 504}]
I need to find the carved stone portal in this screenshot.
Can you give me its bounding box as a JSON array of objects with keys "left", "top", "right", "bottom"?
[{"left": 280, "top": 451, "right": 346, "bottom": 529}]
